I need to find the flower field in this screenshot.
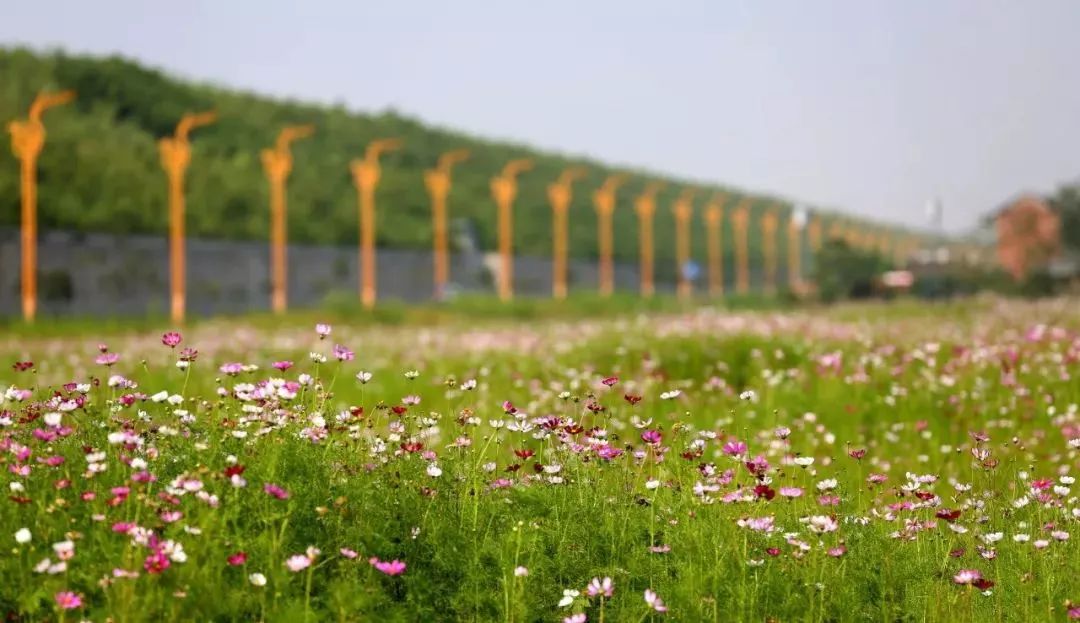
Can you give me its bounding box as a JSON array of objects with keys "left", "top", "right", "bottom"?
[{"left": 1, "top": 298, "right": 1079, "bottom": 622}]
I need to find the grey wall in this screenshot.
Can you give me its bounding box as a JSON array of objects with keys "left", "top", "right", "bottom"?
[{"left": 0, "top": 228, "right": 719, "bottom": 318}]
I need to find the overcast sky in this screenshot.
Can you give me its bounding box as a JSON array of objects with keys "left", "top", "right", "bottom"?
[{"left": 4, "top": 0, "right": 1079, "bottom": 232}]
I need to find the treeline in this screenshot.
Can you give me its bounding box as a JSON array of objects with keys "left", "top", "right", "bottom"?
[{"left": 1, "top": 47, "right": 902, "bottom": 281}]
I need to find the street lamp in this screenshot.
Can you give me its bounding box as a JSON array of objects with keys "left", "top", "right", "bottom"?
[
  {"left": 159, "top": 110, "right": 216, "bottom": 324},
  {"left": 731, "top": 199, "right": 751, "bottom": 295},
  {"left": 351, "top": 138, "right": 402, "bottom": 309},
  {"left": 490, "top": 159, "right": 533, "bottom": 302},
  {"left": 789, "top": 205, "right": 808, "bottom": 291},
  {"left": 592, "top": 174, "right": 627, "bottom": 297},
  {"left": 671, "top": 188, "right": 697, "bottom": 301},
  {"left": 761, "top": 206, "right": 780, "bottom": 295},
  {"left": 633, "top": 182, "right": 665, "bottom": 298},
  {"left": 704, "top": 193, "right": 726, "bottom": 297},
  {"left": 8, "top": 90, "right": 75, "bottom": 323},
  {"left": 424, "top": 149, "right": 470, "bottom": 300},
  {"left": 548, "top": 167, "right": 586, "bottom": 299},
  {"left": 261, "top": 125, "right": 314, "bottom": 314}
]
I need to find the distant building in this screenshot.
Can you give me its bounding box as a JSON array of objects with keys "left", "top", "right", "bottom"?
[{"left": 995, "top": 195, "right": 1061, "bottom": 281}]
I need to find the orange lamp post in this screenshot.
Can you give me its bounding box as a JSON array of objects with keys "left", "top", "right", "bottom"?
[
  {"left": 159, "top": 110, "right": 216, "bottom": 324},
  {"left": 8, "top": 90, "right": 75, "bottom": 323},
  {"left": 424, "top": 149, "right": 470, "bottom": 300},
  {"left": 547, "top": 166, "right": 586, "bottom": 299},
  {"left": 671, "top": 188, "right": 697, "bottom": 301},
  {"left": 704, "top": 193, "right": 726, "bottom": 297},
  {"left": 788, "top": 207, "right": 807, "bottom": 291},
  {"left": 877, "top": 231, "right": 892, "bottom": 261},
  {"left": 350, "top": 138, "right": 402, "bottom": 310},
  {"left": 761, "top": 208, "right": 779, "bottom": 294},
  {"left": 592, "top": 174, "right": 627, "bottom": 297},
  {"left": 731, "top": 200, "right": 751, "bottom": 294},
  {"left": 261, "top": 125, "right": 314, "bottom": 314},
  {"left": 490, "top": 159, "right": 533, "bottom": 302},
  {"left": 893, "top": 235, "right": 908, "bottom": 266},
  {"left": 633, "top": 182, "right": 665, "bottom": 298},
  {"left": 827, "top": 220, "right": 843, "bottom": 244}
]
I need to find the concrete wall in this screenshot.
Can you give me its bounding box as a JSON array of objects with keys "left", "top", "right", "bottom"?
[{"left": 0, "top": 228, "right": 708, "bottom": 318}]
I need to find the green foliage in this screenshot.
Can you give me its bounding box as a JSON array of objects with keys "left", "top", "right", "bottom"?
[
  {"left": 812, "top": 239, "right": 889, "bottom": 303},
  {"left": 0, "top": 47, "right": 911, "bottom": 284},
  {"left": 1049, "top": 183, "right": 1080, "bottom": 255}
]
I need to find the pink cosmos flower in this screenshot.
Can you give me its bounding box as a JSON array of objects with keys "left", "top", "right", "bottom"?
[
  {"left": 316, "top": 323, "right": 332, "bottom": 339},
  {"left": 641, "top": 430, "right": 662, "bottom": 445},
  {"left": 54, "top": 591, "right": 82, "bottom": 610},
  {"left": 144, "top": 550, "right": 170, "bottom": 574},
  {"left": 339, "top": 548, "right": 359, "bottom": 559},
  {"left": 96, "top": 352, "right": 119, "bottom": 366},
  {"left": 227, "top": 551, "right": 248, "bottom": 566},
  {"left": 644, "top": 589, "right": 668, "bottom": 612},
  {"left": 112, "top": 522, "right": 136, "bottom": 534},
  {"left": 564, "top": 615, "right": 587, "bottom": 623},
  {"left": 285, "top": 554, "right": 312, "bottom": 572},
  {"left": 369, "top": 557, "right": 406, "bottom": 576},
  {"left": 779, "top": 487, "right": 803, "bottom": 499},
  {"left": 723, "top": 440, "right": 748, "bottom": 457},
  {"left": 649, "top": 544, "right": 671, "bottom": 553},
  {"left": 272, "top": 361, "right": 293, "bottom": 371},
  {"left": 586, "top": 577, "right": 614, "bottom": 598},
  {"left": 161, "top": 332, "right": 182, "bottom": 348},
  {"left": 743, "top": 516, "right": 776, "bottom": 533},
  {"left": 828, "top": 546, "right": 847, "bottom": 557},
  {"left": 159, "top": 510, "right": 182, "bottom": 523},
  {"left": 220, "top": 362, "right": 244, "bottom": 375},
  {"left": 264, "top": 483, "right": 290, "bottom": 500},
  {"left": 333, "top": 344, "right": 354, "bottom": 362},
  {"left": 953, "top": 569, "right": 982, "bottom": 585}
]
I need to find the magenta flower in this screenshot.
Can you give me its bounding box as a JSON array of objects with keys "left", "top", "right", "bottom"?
[
  {"left": 722, "top": 440, "right": 748, "bottom": 457},
  {"left": 144, "top": 550, "right": 170, "bottom": 574},
  {"left": 161, "top": 331, "right": 182, "bottom": 348},
  {"left": 273, "top": 361, "right": 293, "bottom": 371},
  {"left": 339, "top": 548, "right": 359, "bottom": 559},
  {"left": 227, "top": 551, "right": 248, "bottom": 566},
  {"left": 54, "top": 591, "right": 82, "bottom": 610},
  {"left": 641, "top": 430, "right": 662, "bottom": 445},
  {"left": 369, "top": 557, "right": 406, "bottom": 576},
  {"left": 264, "top": 483, "right": 290, "bottom": 500}
]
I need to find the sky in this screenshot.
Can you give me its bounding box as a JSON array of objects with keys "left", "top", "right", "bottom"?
[{"left": 3, "top": 0, "right": 1079, "bottom": 233}]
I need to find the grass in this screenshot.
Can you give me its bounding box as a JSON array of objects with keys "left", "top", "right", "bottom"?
[{"left": 0, "top": 297, "right": 1077, "bottom": 621}]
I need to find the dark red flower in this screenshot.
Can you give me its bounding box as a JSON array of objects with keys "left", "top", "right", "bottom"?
[
  {"left": 754, "top": 484, "right": 776, "bottom": 500},
  {"left": 936, "top": 508, "right": 961, "bottom": 522}
]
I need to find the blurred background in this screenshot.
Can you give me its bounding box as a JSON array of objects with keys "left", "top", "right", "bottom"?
[{"left": 2, "top": 1, "right": 1078, "bottom": 322}]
